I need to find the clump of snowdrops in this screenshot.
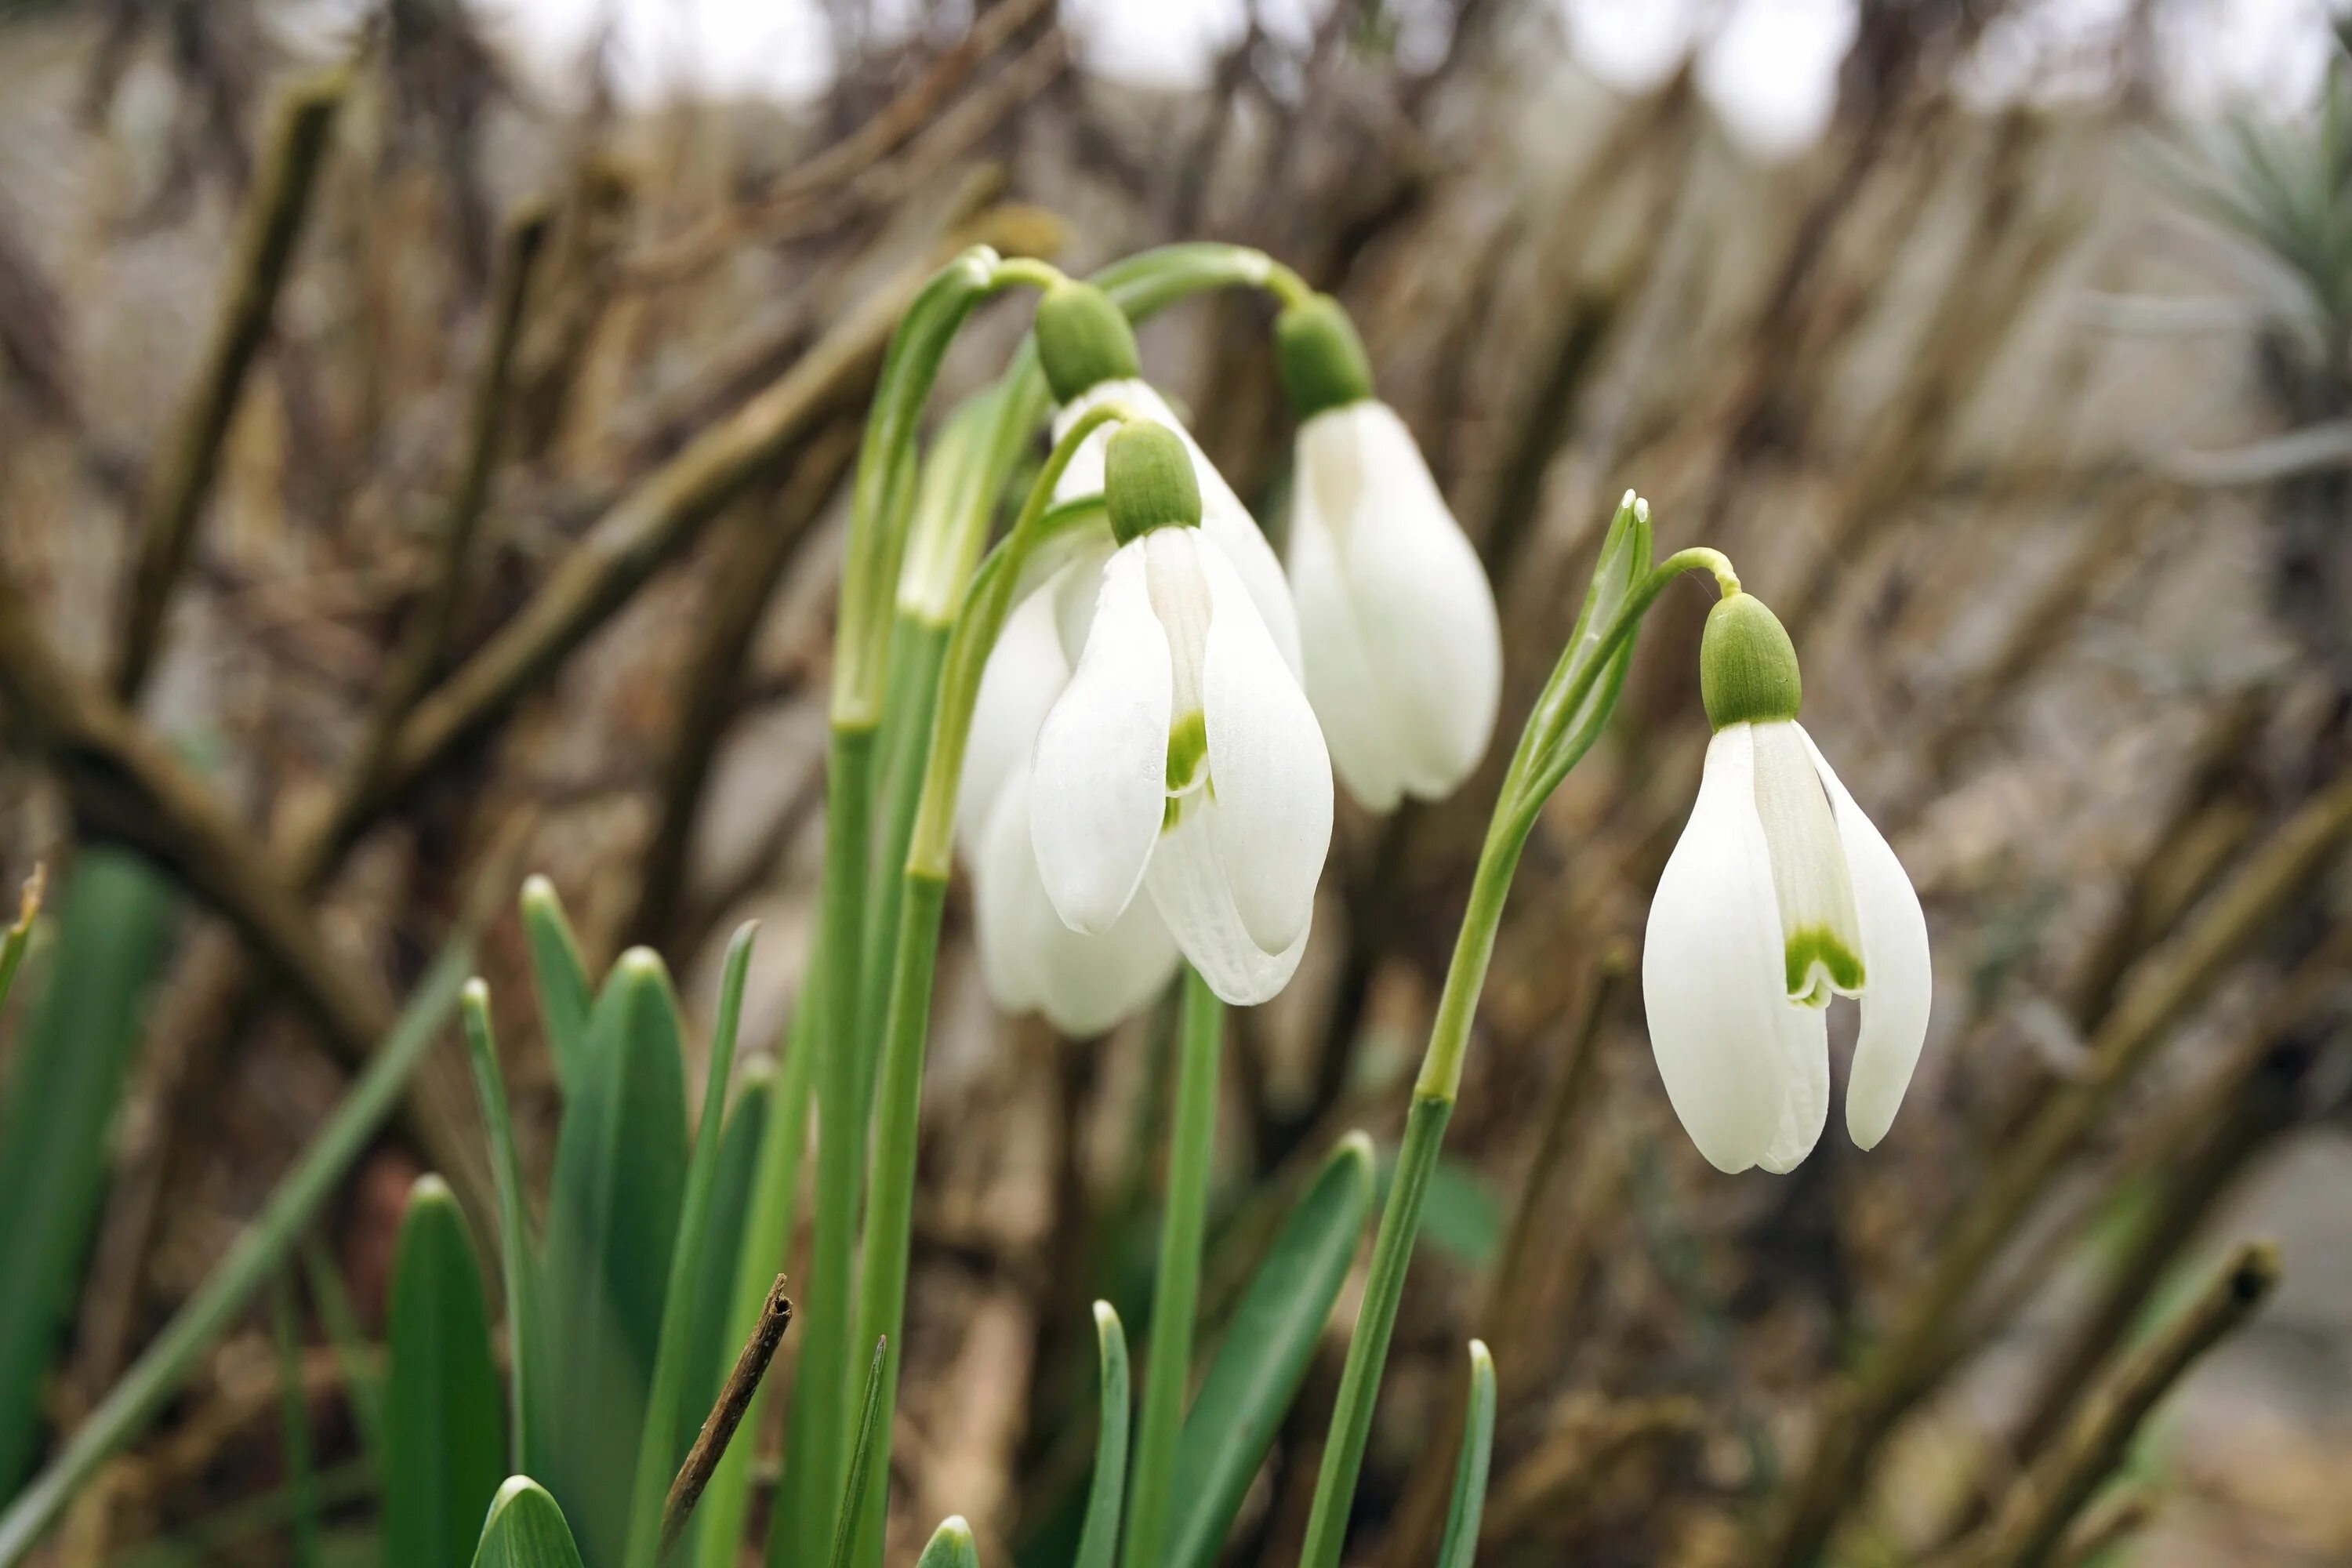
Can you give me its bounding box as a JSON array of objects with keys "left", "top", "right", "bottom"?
[{"left": 0, "top": 243, "right": 1929, "bottom": 1568}]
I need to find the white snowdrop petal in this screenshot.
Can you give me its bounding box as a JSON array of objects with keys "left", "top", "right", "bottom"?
[
  {"left": 1029, "top": 545, "right": 1171, "bottom": 934},
  {"left": 1198, "top": 539, "right": 1333, "bottom": 956},
  {"left": 1640, "top": 725, "right": 1795, "bottom": 1174},
  {"left": 1286, "top": 445, "right": 1408, "bottom": 811},
  {"left": 1054, "top": 379, "right": 1302, "bottom": 677},
  {"left": 1750, "top": 720, "right": 1865, "bottom": 1004},
  {"left": 1146, "top": 796, "right": 1308, "bottom": 1006},
  {"left": 1801, "top": 728, "right": 1933, "bottom": 1149},
  {"left": 1315, "top": 403, "right": 1502, "bottom": 799},
  {"left": 1755, "top": 1002, "right": 1830, "bottom": 1174},
  {"left": 978, "top": 770, "right": 1180, "bottom": 1036},
  {"left": 956, "top": 586, "right": 1071, "bottom": 858}
]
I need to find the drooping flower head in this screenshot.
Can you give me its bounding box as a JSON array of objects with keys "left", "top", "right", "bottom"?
[
  {"left": 1029, "top": 420, "right": 1334, "bottom": 1006},
  {"left": 958, "top": 588, "right": 1180, "bottom": 1035},
  {"left": 1642, "top": 591, "right": 1932, "bottom": 1173},
  {"left": 1275, "top": 294, "right": 1502, "bottom": 811},
  {"left": 1034, "top": 281, "right": 1303, "bottom": 677}
]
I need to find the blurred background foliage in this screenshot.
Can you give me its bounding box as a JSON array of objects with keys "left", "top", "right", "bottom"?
[{"left": 2, "top": 0, "right": 2350, "bottom": 1564}]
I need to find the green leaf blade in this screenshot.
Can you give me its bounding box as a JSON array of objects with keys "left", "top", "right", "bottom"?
[
  {"left": 1433, "top": 1342, "right": 1497, "bottom": 1568},
  {"left": 1073, "top": 1303, "right": 1130, "bottom": 1568},
  {"left": 383, "top": 1177, "right": 506, "bottom": 1568},
  {"left": 472, "top": 1478, "right": 589, "bottom": 1568},
  {"left": 0, "top": 849, "right": 176, "bottom": 1496},
  {"left": 520, "top": 875, "right": 593, "bottom": 1094},
  {"left": 538, "top": 952, "right": 691, "bottom": 1568},
  {"left": 1165, "top": 1133, "right": 1377, "bottom": 1568}
]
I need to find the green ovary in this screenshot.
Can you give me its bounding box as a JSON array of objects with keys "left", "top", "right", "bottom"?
[{"left": 1784, "top": 926, "right": 1865, "bottom": 1007}]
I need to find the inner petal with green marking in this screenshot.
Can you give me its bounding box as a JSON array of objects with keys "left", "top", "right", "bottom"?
[
  {"left": 1784, "top": 925, "right": 1866, "bottom": 1007},
  {"left": 1749, "top": 720, "right": 1867, "bottom": 1004}
]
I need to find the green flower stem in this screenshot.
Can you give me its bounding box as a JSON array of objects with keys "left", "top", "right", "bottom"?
[
  {"left": 782, "top": 251, "right": 1074, "bottom": 1568},
  {"left": 694, "top": 1000, "right": 816, "bottom": 1568},
  {"left": 778, "top": 720, "right": 880, "bottom": 1568},
  {"left": 623, "top": 924, "right": 758, "bottom": 1568},
  {"left": 1123, "top": 967, "right": 1223, "bottom": 1568},
  {"left": 0, "top": 928, "right": 474, "bottom": 1566},
  {"left": 1296, "top": 541, "right": 1741, "bottom": 1568},
  {"left": 459, "top": 981, "right": 536, "bottom": 1472},
  {"left": 841, "top": 407, "right": 1133, "bottom": 1568},
  {"left": 856, "top": 613, "right": 950, "bottom": 1116}
]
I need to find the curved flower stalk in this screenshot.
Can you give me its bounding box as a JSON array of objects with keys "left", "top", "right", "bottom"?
[
  {"left": 1644, "top": 591, "right": 1933, "bottom": 1172},
  {"left": 1275, "top": 296, "right": 1502, "bottom": 811},
  {"left": 1029, "top": 421, "right": 1334, "bottom": 1007},
  {"left": 958, "top": 587, "right": 1180, "bottom": 1034},
  {"left": 1298, "top": 495, "right": 1750, "bottom": 1568}
]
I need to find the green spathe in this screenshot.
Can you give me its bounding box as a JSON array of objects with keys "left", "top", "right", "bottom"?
[
  {"left": 1699, "top": 593, "right": 1802, "bottom": 730},
  {"left": 1036, "top": 281, "right": 1142, "bottom": 403},
  {"left": 1105, "top": 423, "right": 1202, "bottom": 543},
  {"left": 1274, "top": 295, "right": 1374, "bottom": 421}
]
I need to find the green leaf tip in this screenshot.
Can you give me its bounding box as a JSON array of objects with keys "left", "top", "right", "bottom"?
[
  {"left": 1274, "top": 294, "right": 1374, "bottom": 422},
  {"left": 1105, "top": 421, "right": 1201, "bottom": 544},
  {"left": 1699, "top": 592, "right": 1802, "bottom": 731},
  {"left": 1036, "top": 280, "right": 1142, "bottom": 404},
  {"left": 407, "top": 1172, "right": 456, "bottom": 1209}
]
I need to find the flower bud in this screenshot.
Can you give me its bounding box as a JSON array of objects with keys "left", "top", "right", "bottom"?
[
  {"left": 1104, "top": 422, "right": 1202, "bottom": 544},
  {"left": 1036, "top": 281, "right": 1142, "bottom": 403},
  {"left": 1699, "top": 592, "right": 1802, "bottom": 731},
  {"left": 1274, "top": 294, "right": 1374, "bottom": 421}
]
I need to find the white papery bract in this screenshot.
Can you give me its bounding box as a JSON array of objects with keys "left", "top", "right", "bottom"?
[
  {"left": 1642, "top": 720, "right": 1931, "bottom": 1174},
  {"left": 1053, "top": 379, "right": 1304, "bottom": 677},
  {"left": 1029, "top": 524, "right": 1333, "bottom": 1007},
  {"left": 959, "top": 588, "right": 1180, "bottom": 1034},
  {"left": 1286, "top": 401, "right": 1502, "bottom": 811}
]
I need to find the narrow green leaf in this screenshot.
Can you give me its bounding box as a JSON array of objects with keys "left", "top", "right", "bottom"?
[
  {"left": 679, "top": 1064, "right": 773, "bottom": 1453},
  {"left": 297, "top": 1236, "right": 385, "bottom": 1468},
  {"left": 0, "top": 865, "right": 42, "bottom": 1022},
  {"left": 538, "top": 951, "right": 691, "bottom": 1568},
  {"left": 693, "top": 1003, "right": 816, "bottom": 1568},
  {"left": 383, "top": 1177, "right": 506, "bottom": 1568},
  {"left": 520, "top": 874, "right": 593, "bottom": 1094},
  {"left": 1433, "top": 1342, "right": 1497, "bottom": 1568},
  {"left": 1073, "top": 1304, "right": 1131, "bottom": 1568},
  {"left": 622, "top": 923, "right": 757, "bottom": 1568},
  {"left": 913, "top": 1515, "right": 978, "bottom": 1568},
  {"left": 472, "top": 1478, "right": 589, "bottom": 1568},
  {"left": 1165, "top": 1133, "right": 1377, "bottom": 1568},
  {"left": 270, "top": 1271, "right": 321, "bottom": 1568},
  {"left": 0, "top": 848, "right": 175, "bottom": 1497},
  {"left": 0, "top": 928, "right": 474, "bottom": 1565},
  {"left": 828, "top": 1338, "right": 891, "bottom": 1568},
  {"left": 461, "top": 979, "right": 539, "bottom": 1471}
]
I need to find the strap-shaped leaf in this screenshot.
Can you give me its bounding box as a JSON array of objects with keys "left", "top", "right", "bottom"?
[
  {"left": 0, "top": 849, "right": 173, "bottom": 1496},
  {"left": 384, "top": 1178, "right": 506, "bottom": 1568},
  {"left": 520, "top": 874, "right": 593, "bottom": 1093},
  {"left": 677, "top": 1062, "right": 773, "bottom": 1457},
  {"left": 538, "top": 952, "right": 690, "bottom": 1567},
  {"left": 913, "top": 1516, "right": 979, "bottom": 1568},
  {"left": 621, "top": 923, "right": 757, "bottom": 1568},
  {"left": 1164, "top": 1134, "right": 1376, "bottom": 1568},
  {"left": 1073, "top": 1304, "right": 1131, "bottom": 1568},
  {"left": 828, "top": 1338, "right": 891, "bottom": 1568},
  {"left": 473, "top": 1478, "right": 590, "bottom": 1568},
  {"left": 1433, "top": 1342, "right": 1497, "bottom": 1568}
]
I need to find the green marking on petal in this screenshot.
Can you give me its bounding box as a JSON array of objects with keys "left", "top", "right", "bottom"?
[
  {"left": 1784, "top": 926, "right": 1864, "bottom": 1007},
  {"left": 1166, "top": 710, "right": 1209, "bottom": 794}
]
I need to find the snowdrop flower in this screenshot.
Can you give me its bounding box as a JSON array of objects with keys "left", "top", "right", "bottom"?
[
  {"left": 1029, "top": 420, "right": 1334, "bottom": 1007},
  {"left": 1033, "top": 281, "right": 1304, "bottom": 676},
  {"left": 1642, "top": 593, "right": 1932, "bottom": 1174},
  {"left": 958, "top": 587, "right": 1180, "bottom": 1035},
  {"left": 1276, "top": 296, "right": 1502, "bottom": 811}
]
